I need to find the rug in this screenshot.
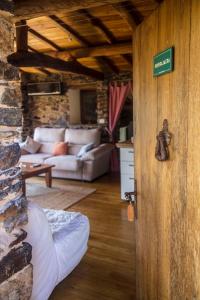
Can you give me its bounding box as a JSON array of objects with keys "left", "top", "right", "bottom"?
[{"left": 26, "top": 182, "right": 96, "bottom": 210}]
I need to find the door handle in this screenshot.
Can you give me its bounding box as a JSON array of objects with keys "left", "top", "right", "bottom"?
[
  {"left": 125, "top": 180, "right": 137, "bottom": 220},
  {"left": 125, "top": 191, "right": 137, "bottom": 202}
]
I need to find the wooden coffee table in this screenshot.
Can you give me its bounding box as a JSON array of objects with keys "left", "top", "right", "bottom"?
[{"left": 20, "top": 162, "right": 55, "bottom": 195}]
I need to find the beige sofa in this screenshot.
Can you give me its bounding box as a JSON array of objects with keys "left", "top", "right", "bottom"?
[{"left": 20, "top": 127, "right": 114, "bottom": 181}]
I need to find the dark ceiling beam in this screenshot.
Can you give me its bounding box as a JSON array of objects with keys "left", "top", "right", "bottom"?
[
  {"left": 7, "top": 51, "right": 104, "bottom": 80},
  {"left": 79, "top": 9, "right": 132, "bottom": 66},
  {"left": 31, "top": 68, "right": 51, "bottom": 76},
  {"left": 49, "top": 14, "right": 119, "bottom": 73},
  {"left": 112, "top": 2, "right": 137, "bottom": 31},
  {"left": 28, "top": 46, "right": 51, "bottom": 75},
  {"left": 15, "top": 22, "right": 50, "bottom": 76},
  {"left": 79, "top": 10, "right": 116, "bottom": 44},
  {"left": 28, "top": 27, "right": 62, "bottom": 51},
  {"left": 28, "top": 45, "right": 38, "bottom": 52},
  {"left": 13, "top": 0, "right": 127, "bottom": 22},
  {"left": 98, "top": 57, "right": 120, "bottom": 74},
  {"left": 15, "top": 20, "right": 28, "bottom": 52},
  {"left": 46, "top": 41, "right": 132, "bottom": 60},
  {"left": 122, "top": 53, "right": 132, "bottom": 65},
  {"left": 78, "top": 10, "right": 124, "bottom": 72},
  {"left": 48, "top": 15, "right": 89, "bottom": 47}
]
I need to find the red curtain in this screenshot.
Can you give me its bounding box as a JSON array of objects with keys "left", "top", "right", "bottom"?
[{"left": 108, "top": 81, "right": 132, "bottom": 171}]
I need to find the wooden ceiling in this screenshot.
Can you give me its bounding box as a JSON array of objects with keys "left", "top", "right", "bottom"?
[{"left": 7, "top": 0, "right": 161, "bottom": 78}]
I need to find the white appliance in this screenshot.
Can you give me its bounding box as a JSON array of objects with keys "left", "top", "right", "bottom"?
[{"left": 119, "top": 147, "right": 134, "bottom": 200}]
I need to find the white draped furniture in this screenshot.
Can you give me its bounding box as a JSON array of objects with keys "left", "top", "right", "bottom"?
[{"left": 24, "top": 201, "right": 90, "bottom": 300}]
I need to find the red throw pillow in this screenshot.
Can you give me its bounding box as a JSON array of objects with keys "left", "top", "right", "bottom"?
[{"left": 52, "top": 142, "right": 68, "bottom": 156}]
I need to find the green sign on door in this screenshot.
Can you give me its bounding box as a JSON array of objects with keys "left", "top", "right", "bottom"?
[{"left": 153, "top": 47, "right": 174, "bottom": 76}]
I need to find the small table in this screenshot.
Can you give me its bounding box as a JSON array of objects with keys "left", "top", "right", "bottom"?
[{"left": 20, "top": 162, "right": 55, "bottom": 195}]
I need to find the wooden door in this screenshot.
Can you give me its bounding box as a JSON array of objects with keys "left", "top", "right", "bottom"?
[{"left": 133, "top": 0, "right": 200, "bottom": 299}]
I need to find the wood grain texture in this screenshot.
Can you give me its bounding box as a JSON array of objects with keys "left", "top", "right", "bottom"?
[
  {"left": 30, "top": 174, "right": 135, "bottom": 300},
  {"left": 13, "top": 0, "right": 129, "bottom": 21},
  {"left": 187, "top": 1, "right": 200, "bottom": 298},
  {"left": 112, "top": 3, "right": 137, "bottom": 31},
  {"left": 12, "top": 1, "right": 159, "bottom": 74},
  {"left": 133, "top": 0, "right": 200, "bottom": 299},
  {"left": 133, "top": 9, "right": 158, "bottom": 300}
]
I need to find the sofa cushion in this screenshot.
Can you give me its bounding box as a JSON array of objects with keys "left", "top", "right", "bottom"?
[
  {"left": 68, "top": 144, "right": 83, "bottom": 156},
  {"left": 81, "top": 143, "right": 114, "bottom": 161},
  {"left": 64, "top": 128, "right": 100, "bottom": 146},
  {"left": 34, "top": 128, "right": 65, "bottom": 143},
  {"left": 77, "top": 143, "right": 94, "bottom": 158},
  {"left": 20, "top": 153, "right": 52, "bottom": 164},
  {"left": 39, "top": 142, "right": 55, "bottom": 154},
  {"left": 45, "top": 155, "right": 82, "bottom": 171},
  {"left": 52, "top": 142, "right": 68, "bottom": 156},
  {"left": 22, "top": 136, "right": 41, "bottom": 154}
]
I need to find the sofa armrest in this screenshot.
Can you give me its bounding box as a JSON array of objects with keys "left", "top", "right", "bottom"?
[{"left": 81, "top": 144, "right": 114, "bottom": 161}]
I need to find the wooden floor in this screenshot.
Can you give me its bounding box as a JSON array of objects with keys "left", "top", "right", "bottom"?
[{"left": 34, "top": 174, "right": 135, "bottom": 300}]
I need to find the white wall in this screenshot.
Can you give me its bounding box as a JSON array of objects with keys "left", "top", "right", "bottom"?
[{"left": 68, "top": 89, "right": 81, "bottom": 124}]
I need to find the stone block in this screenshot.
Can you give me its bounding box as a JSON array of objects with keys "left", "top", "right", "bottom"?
[
  {"left": 0, "top": 126, "right": 22, "bottom": 143},
  {"left": 0, "top": 264, "right": 33, "bottom": 300},
  {"left": 0, "top": 84, "right": 21, "bottom": 107},
  {"left": 0, "top": 144, "right": 21, "bottom": 169},
  {"left": 0, "top": 108, "right": 22, "bottom": 126},
  {"left": 0, "top": 62, "right": 19, "bottom": 81},
  {"left": 0, "top": 17, "right": 14, "bottom": 63},
  {"left": 0, "top": 243, "right": 32, "bottom": 284}
]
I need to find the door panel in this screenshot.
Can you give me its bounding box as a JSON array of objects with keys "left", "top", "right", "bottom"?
[
  {"left": 133, "top": 10, "right": 159, "bottom": 300},
  {"left": 133, "top": 0, "right": 194, "bottom": 299},
  {"left": 187, "top": 1, "right": 200, "bottom": 298}
]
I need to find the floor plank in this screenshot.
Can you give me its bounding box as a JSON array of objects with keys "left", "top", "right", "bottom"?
[{"left": 31, "top": 174, "right": 135, "bottom": 300}]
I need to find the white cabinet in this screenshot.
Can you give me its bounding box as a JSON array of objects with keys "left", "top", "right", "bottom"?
[{"left": 119, "top": 147, "right": 134, "bottom": 200}]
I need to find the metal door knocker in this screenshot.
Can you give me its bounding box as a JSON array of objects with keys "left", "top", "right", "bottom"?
[{"left": 155, "top": 119, "right": 172, "bottom": 161}]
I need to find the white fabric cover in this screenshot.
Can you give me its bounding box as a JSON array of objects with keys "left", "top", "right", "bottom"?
[
  {"left": 64, "top": 128, "right": 100, "bottom": 146},
  {"left": 20, "top": 153, "right": 52, "bottom": 164},
  {"left": 34, "top": 128, "right": 65, "bottom": 143},
  {"left": 24, "top": 202, "right": 89, "bottom": 300},
  {"left": 45, "top": 155, "right": 82, "bottom": 171},
  {"left": 44, "top": 208, "right": 89, "bottom": 283},
  {"left": 24, "top": 202, "right": 58, "bottom": 300}
]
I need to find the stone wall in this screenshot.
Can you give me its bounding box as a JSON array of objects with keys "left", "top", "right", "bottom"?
[
  {"left": 0, "top": 14, "right": 23, "bottom": 144},
  {"left": 0, "top": 144, "right": 33, "bottom": 299},
  {"left": 22, "top": 72, "right": 132, "bottom": 139},
  {"left": 22, "top": 80, "right": 70, "bottom": 139}
]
